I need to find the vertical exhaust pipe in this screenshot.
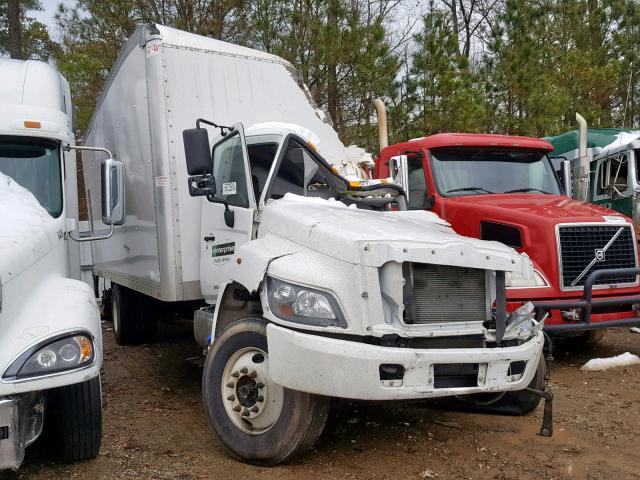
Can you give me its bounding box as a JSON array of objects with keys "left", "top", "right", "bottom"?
[
  {"left": 574, "top": 113, "right": 590, "bottom": 202},
  {"left": 576, "top": 112, "right": 588, "bottom": 160},
  {"left": 374, "top": 98, "right": 388, "bottom": 152}
]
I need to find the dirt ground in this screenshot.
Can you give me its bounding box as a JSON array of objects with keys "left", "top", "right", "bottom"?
[{"left": 3, "top": 321, "right": 640, "bottom": 480}]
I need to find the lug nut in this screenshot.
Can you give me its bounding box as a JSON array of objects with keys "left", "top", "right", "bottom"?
[
  {"left": 257, "top": 395, "right": 264, "bottom": 403},
  {"left": 226, "top": 382, "right": 235, "bottom": 388},
  {"left": 231, "top": 371, "right": 239, "bottom": 378},
  {"left": 249, "top": 370, "right": 257, "bottom": 378},
  {"left": 233, "top": 405, "right": 241, "bottom": 412},
  {"left": 240, "top": 367, "right": 248, "bottom": 374},
  {"left": 241, "top": 408, "right": 250, "bottom": 417},
  {"left": 250, "top": 406, "right": 259, "bottom": 413},
  {"left": 227, "top": 394, "right": 236, "bottom": 401}
]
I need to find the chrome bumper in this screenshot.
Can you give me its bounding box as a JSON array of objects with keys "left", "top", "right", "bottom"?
[{"left": 0, "top": 399, "right": 22, "bottom": 470}]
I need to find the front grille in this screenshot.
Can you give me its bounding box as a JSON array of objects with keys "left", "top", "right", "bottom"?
[
  {"left": 407, "top": 264, "right": 487, "bottom": 323},
  {"left": 558, "top": 224, "right": 637, "bottom": 288}
]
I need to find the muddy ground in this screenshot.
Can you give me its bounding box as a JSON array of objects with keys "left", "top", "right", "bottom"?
[{"left": 3, "top": 321, "right": 640, "bottom": 480}]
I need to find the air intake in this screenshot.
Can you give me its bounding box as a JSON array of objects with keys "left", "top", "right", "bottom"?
[{"left": 480, "top": 221, "right": 522, "bottom": 249}]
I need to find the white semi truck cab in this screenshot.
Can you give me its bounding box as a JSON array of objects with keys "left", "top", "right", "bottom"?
[
  {"left": 182, "top": 120, "right": 551, "bottom": 465},
  {"left": 0, "top": 59, "right": 121, "bottom": 469}
]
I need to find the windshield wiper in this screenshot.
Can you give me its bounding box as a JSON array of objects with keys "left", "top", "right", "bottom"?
[
  {"left": 503, "top": 187, "right": 551, "bottom": 194},
  {"left": 446, "top": 187, "right": 494, "bottom": 194}
]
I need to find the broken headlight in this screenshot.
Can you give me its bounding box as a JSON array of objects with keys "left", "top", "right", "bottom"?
[
  {"left": 505, "top": 269, "right": 548, "bottom": 288},
  {"left": 3, "top": 334, "right": 95, "bottom": 380},
  {"left": 267, "top": 277, "right": 347, "bottom": 328}
]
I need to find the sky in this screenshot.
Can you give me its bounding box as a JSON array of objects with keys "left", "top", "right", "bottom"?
[{"left": 30, "top": 0, "right": 76, "bottom": 38}]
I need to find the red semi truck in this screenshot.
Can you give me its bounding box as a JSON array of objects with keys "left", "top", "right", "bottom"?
[{"left": 374, "top": 130, "right": 640, "bottom": 341}]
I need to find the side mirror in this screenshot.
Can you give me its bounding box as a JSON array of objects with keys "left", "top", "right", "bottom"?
[
  {"left": 101, "top": 158, "right": 126, "bottom": 225},
  {"left": 183, "top": 128, "right": 212, "bottom": 175},
  {"left": 561, "top": 160, "right": 572, "bottom": 197},
  {"left": 389, "top": 155, "right": 409, "bottom": 192}
]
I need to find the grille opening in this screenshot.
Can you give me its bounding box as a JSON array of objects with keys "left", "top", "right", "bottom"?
[
  {"left": 558, "top": 225, "right": 637, "bottom": 288},
  {"left": 406, "top": 264, "right": 487, "bottom": 324},
  {"left": 509, "top": 361, "right": 526, "bottom": 376},
  {"left": 433, "top": 363, "right": 479, "bottom": 388}
]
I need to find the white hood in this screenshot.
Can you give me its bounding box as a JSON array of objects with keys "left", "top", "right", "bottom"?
[
  {"left": 260, "top": 194, "right": 532, "bottom": 274},
  {"left": 0, "top": 172, "right": 58, "bottom": 286}
]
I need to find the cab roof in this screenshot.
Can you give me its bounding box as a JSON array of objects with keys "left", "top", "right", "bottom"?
[{"left": 382, "top": 133, "right": 553, "bottom": 157}]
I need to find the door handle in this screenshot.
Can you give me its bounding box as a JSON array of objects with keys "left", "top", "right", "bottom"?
[{"left": 204, "top": 235, "right": 216, "bottom": 242}]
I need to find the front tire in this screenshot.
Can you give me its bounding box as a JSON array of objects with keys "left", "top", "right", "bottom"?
[
  {"left": 202, "top": 318, "right": 330, "bottom": 466},
  {"left": 43, "top": 376, "right": 102, "bottom": 462}
]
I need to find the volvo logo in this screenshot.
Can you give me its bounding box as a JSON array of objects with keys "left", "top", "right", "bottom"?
[{"left": 595, "top": 249, "right": 605, "bottom": 262}]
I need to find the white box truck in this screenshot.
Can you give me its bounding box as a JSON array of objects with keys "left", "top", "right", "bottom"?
[
  {"left": 83, "top": 25, "right": 552, "bottom": 465},
  {"left": 0, "top": 59, "right": 125, "bottom": 469}
]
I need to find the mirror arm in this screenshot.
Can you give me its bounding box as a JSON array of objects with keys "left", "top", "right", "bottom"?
[
  {"left": 64, "top": 144, "right": 114, "bottom": 159},
  {"left": 68, "top": 223, "right": 114, "bottom": 243},
  {"left": 196, "top": 118, "right": 234, "bottom": 137}
]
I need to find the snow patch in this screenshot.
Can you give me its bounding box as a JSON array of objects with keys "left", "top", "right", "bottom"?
[
  {"left": 281, "top": 193, "right": 347, "bottom": 208},
  {"left": 630, "top": 327, "right": 640, "bottom": 334},
  {"left": 580, "top": 352, "right": 640, "bottom": 372},
  {"left": 0, "top": 171, "right": 56, "bottom": 249}
]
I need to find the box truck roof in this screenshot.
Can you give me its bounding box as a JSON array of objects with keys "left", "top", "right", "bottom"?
[{"left": 88, "top": 24, "right": 349, "bottom": 168}]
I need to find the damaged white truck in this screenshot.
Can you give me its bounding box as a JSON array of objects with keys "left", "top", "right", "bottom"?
[
  {"left": 0, "top": 59, "right": 111, "bottom": 469},
  {"left": 83, "top": 25, "right": 552, "bottom": 466}
]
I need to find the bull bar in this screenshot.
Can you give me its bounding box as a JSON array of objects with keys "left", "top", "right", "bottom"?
[{"left": 532, "top": 268, "right": 640, "bottom": 332}]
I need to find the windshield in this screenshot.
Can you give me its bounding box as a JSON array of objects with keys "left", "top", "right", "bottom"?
[
  {"left": 430, "top": 147, "right": 562, "bottom": 197},
  {"left": 0, "top": 136, "right": 63, "bottom": 217}
]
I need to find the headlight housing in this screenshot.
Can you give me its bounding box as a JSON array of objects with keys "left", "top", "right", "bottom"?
[
  {"left": 3, "top": 334, "right": 95, "bottom": 380},
  {"left": 267, "top": 277, "right": 347, "bottom": 328},
  {"left": 505, "top": 269, "right": 548, "bottom": 288}
]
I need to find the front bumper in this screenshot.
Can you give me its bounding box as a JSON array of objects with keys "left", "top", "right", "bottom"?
[
  {"left": 267, "top": 324, "right": 544, "bottom": 400},
  {"left": 0, "top": 399, "right": 22, "bottom": 470},
  {"left": 532, "top": 268, "right": 640, "bottom": 333},
  {"left": 0, "top": 393, "right": 45, "bottom": 471}
]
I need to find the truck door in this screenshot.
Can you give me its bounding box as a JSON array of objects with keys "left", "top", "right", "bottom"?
[
  {"left": 592, "top": 153, "right": 633, "bottom": 216},
  {"left": 200, "top": 123, "right": 256, "bottom": 303}
]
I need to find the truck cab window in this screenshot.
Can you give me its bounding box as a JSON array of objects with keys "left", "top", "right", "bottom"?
[
  {"left": 212, "top": 133, "right": 250, "bottom": 207},
  {"left": 247, "top": 143, "right": 278, "bottom": 203},
  {"left": 0, "top": 136, "right": 63, "bottom": 217},
  {"left": 268, "top": 139, "right": 335, "bottom": 200},
  {"left": 406, "top": 155, "right": 428, "bottom": 209},
  {"left": 599, "top": 154, "right": 628, "bottom": 196}
]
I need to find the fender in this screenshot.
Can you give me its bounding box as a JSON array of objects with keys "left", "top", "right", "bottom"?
[
  {"left": 208, "top": 234, "right": 298, "bottom": 343},
  {"left": 0, "top": 250, "right": 102, "bottom": 396}
]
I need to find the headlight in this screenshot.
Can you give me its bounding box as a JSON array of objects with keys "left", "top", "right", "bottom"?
[
  {"left": 3, "top": 334, "right": 95, "bottom": 380},
  {"left": 267, "top": 277, "right": 347, "bottom": 328},
  {"left": 505, "top": 269, "right": 548, "bottom": 288}
]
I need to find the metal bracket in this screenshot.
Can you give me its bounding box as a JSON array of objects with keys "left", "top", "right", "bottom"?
[{"left": 525, "top": 387, "right": 554, "bottom": 437}]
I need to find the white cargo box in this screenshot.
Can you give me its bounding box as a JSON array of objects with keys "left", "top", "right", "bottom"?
[{"left": 82, "top": 24, "right": 347, "bottom": 302}]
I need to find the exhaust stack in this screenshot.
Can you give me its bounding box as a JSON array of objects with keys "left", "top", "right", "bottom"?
[
  {"left": 374, "top": 98, "right": 388, "bottom": 151},
  {"left": 574, "top": 112, "right": 590, "bottom": 202}
]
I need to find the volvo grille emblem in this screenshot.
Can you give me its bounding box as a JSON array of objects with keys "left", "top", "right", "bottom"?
[{"left": 595, "top": 249, "right": 605, "bottom": 262}]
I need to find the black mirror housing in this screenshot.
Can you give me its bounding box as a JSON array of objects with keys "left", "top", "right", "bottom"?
[{"left": 183, "top": 128, "right": 212, "bottom": 175}]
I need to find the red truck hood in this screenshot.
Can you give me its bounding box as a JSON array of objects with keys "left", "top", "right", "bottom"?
[
  {"left": 445, "top": 194, "right": 626, "bottom": 224},
  {"left": 439, "top": 193, "right": 638, "bottom": 300}
]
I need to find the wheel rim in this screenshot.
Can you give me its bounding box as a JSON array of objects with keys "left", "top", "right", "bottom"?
[{"left": 221, "top": 347, "right": 284, "bottom": 435}]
